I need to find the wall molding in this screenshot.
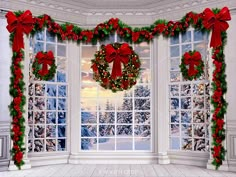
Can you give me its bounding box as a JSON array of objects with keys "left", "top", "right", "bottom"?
[
  {"left": 69, "top": 152, "right": 159, "bottom": 164},
  {"left": 28, "top": 152, "right": 69, "bottom": 167},
  {"left": 0, "top": 121, "right": 10, "bottom": 171},
  {"left": 168, "top": 151, "right": 209, "bottom": 167}
]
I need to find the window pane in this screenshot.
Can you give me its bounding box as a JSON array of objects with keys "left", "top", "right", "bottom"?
[
  {"left": 117, "top": 112, "right": 133, "bottom": 123},
  {"left": 81, "top": 138, "right": 97, "bottom": 150},
  {"left": 182, "top": 31, "right": 191, "bottom": 43},
  {"left": 57, "top": 45, "right": 66, "bottom": 57},
  {"left": 170, "top": 36, "right": 179, "bottom": 45},
  {"left": 81, "top": 46, "right": 97, "bottom": 58},
  {"left": 117, "top": 138, "right": 133, "bottom": 150},
  {"left": 35, "top": 31, "right": 44, "bottom": 41},
  {"left": 170, "top": 58, "right": 180, "bottom": 71},
  {"left": 170, "top": 71, "right": 180, "bottom": 82},
  {"left": 82, "top": 112, "right": 97, "bottom": 124},
  {"left": 170, "top": 137, "right": 180, "bottom": 150},
  {"left": 170, "top": 46, "right": 179, "bottom": 57},
  {"left": 135, "top": 112, "right": 150, "bottom": 124},
  {"left": 194, "top": 31, "right": 204, "bottom": 41},
  {"left": 98, "top": 138, "right": 115, "bottom": 150},
  {"left": 135, "top": 138, "right": 150, "bottom": 150},
  {"left": 99, "top": 125, "right": 115, "bottom": 137},
  {"left": 81, "top": 125, "right": 97, "bottom": 137}
]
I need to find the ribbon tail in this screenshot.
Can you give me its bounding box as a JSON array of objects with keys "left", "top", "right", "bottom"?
[
  {"left": 210, "top": 23, "right": 222, "bottom": 48},
  {"left": 188, "top": 64, "right": 196, "bottom": 76},
  {"left": 41, "top": 64, "right": 49, "bottom": 76},
  {"left": 13, "top": 27, "right": 24, "bottom": 52},
  {"left": 111, "top": 58, "right": 122, "bottom": 79}
]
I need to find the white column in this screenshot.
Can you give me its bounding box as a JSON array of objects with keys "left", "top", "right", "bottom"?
[
  {"left": 155, "top": 36, "right": 170, "bottom": 164},
  {"left": 68, "top": 42, "right": 81, "bottom": 163}
]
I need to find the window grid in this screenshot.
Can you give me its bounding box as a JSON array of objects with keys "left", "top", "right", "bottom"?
[
  {"left": 80, "top": 34, "right": 152, "bottom": 151},
  {"left": 169, "top": 30, "right": 210, "bottom": 151},
  {"left": 28, "top": 29, "right": 68, "bottom": 153}
]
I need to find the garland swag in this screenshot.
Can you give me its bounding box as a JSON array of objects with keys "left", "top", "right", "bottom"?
[{"left": 5, "top": 7, "right": 231, "bottom": 169}]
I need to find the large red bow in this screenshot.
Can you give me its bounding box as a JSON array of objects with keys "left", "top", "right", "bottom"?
[
  {"left": 202, "top": 7, "right": 231, "bottom": 48},
  {"left": 105, "top": 43, "right": 132, "bottom": 79},
  {"left": 36, "top": 51, "right": 54, "bottom": 76},
  {"left": 6, "top": 10, "right": 34, "bottom": 52},
  {"left": 184, "top": 51, "right": 202, "bottom": 77}
]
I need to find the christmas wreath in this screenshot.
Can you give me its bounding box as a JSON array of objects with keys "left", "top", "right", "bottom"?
[
  {"left": 179, "top": 50, "right": 204, "bottom": 81},
  {"left": 91, "top": 43, "right": 141, "bottom": 92},
  {"left": 32, "top": 50, "right": 57, "bottom": 81}
]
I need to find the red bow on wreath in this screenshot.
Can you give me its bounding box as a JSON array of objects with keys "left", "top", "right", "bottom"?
[
  {"left": 36, "top": 51, "right": 54, "bottom": 76},
  {"left": 105, "top": 43, "right": 132, "bottom": 79},
  {"left": 202, "top": 7, "right": 231, "bottom": 48},
  {"left": 184, "top": 51, "right": 201, "bottom": 77},
  {"left": 6, "top": 10, "right": 34, "bottom": 52}
]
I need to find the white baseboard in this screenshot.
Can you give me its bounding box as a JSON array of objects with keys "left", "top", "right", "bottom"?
[
  {"left": 69, "top": 152, "right": 160, "bottom": 164},
  {"left": 0, "top": 160, "right": 9, "bottom": 171},
  {"left": 28, "top": 152, "right": 69, "bottom": 167},
  {"left": 168, "top": 151, "right": 209, "bottom": 167},
  {"left": 228, "top": 160, "right": 236, "bottom": 172}
]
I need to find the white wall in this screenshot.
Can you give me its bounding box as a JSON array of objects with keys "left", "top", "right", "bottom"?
[
  {"left": 226, "top": 13, "right": 236, "bottom": 122},
  {"left": 0, "top": 18, "right": 11, "bottom": 122},
  {"left": 225, "top": 11, "right": 236, "bottom": 172}
]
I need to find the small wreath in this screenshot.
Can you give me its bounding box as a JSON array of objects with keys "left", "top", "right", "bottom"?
[
  {"left": 32, "top": 50, "right": 57, "bottom": 81},
  {"left": 179, "top": 50, "right": 204, "bottom": 80},
  {"left": 91, "top": 43, "right": 141, "bottom": 92}
]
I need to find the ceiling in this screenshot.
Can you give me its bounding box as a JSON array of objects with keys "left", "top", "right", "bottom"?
[
  {"left": 1, "top": 0, "right": 235, "bottom": 25},
  {"left": 53, "top": 0, "right": 177, "bottom": 9}
]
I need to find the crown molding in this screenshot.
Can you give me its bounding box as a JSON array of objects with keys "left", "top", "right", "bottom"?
[
  {"left": 1, "top": 0, "right": 87, "bottom": 24},
  {"left": 0, "top": 121, "right": 10, "bottom": 133},
  {"left": 1, "top": 0, "right": 236, "bottom": 26},
  {"left": 151, "top": 0, "right": 236, "bottom": 21}
]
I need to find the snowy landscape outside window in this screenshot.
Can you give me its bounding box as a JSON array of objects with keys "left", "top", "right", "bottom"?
[
  {"left": 169, "top": 30, "right": 210, "bottom": 151},
  {"left": 80, "top": 34, "right": 152, "bottom": 151},
  {"left": 28, "top": 29, "right": 68, "bottom": 152}
]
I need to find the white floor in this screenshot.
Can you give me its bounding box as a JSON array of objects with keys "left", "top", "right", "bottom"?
[{"left": 1, "top": 164, "right": 236, "bottom": 177}]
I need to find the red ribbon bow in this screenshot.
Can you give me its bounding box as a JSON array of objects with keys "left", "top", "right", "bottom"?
[
  {"left": 36, "top": 51, "right": 54, "bottom": 76},
  {"left": 184, "top": 51, "right": 202, "bottom": 77},
  {"left": 105, "top": 43, "right": 132, "bottom": 79},
  {"left": 6, "top": 10, "right": 34, "bottom": 52},
  {"left": 202, "top": 7, "right": 231, "bottom": 48}
]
